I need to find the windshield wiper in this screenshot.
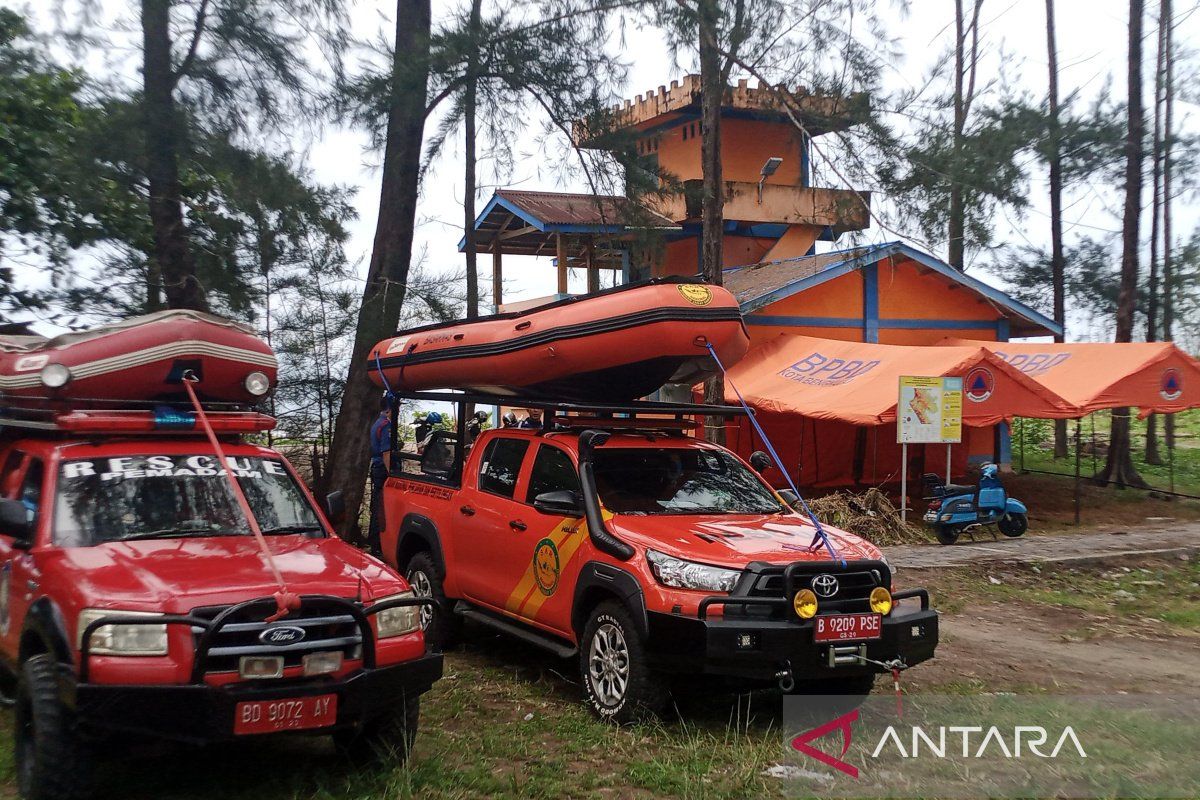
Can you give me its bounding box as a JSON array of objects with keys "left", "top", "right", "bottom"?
[
  {"left": 118, "top": 529, "right": 244, "bottom": 542},
  {"left": 258, "top": 524, "right": 325, "bottom": 536}
]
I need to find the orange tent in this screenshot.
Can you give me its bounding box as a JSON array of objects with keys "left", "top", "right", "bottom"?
[
  {"left": 720, "top": 336, "right": 1074, "bottom": 487},
  {"left": 941, "top": 339, "right": 1200, "bottom": 417}
]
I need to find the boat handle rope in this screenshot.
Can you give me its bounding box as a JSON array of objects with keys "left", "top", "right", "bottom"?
[
  {"left": 181, "top": 372, "right": 300, "bottom": 621},
  {"left": 373, "top": 352, "right": 397, "bottom": 405},
  {"left": 703, "top": 342, "right": 842, "bottom": 563}
]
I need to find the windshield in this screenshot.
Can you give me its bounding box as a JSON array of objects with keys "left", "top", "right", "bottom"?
[
  {"left": 593, "top": 448, "right": 782, "bottom": 515},
  {"left": 53, "top": 455, "right": 323, "bottom": 547}
]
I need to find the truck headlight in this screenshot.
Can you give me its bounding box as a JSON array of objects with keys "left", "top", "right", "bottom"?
[
  {"left": 77, "top": 609, "right": 168, "bottom": 656},
  {"left": 646, "top": 549, "right": 740, "bottom": 593},
  {"left": 373, "top": 592, "right": 420, "bottom": 638}
]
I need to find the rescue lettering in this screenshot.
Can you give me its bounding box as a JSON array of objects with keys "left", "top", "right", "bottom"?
[{"left": 779, "top": 353, "right": 880, "bottom": 386}]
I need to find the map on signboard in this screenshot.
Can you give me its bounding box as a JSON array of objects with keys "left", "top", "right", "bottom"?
[{"left": 898, "top": 376, "right": 963, "bottom": 444}]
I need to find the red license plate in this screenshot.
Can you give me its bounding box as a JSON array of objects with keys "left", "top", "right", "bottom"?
[
  {"left": 813, "top": 613, "right": 882, "bottom": 642},
  {"left": 234, "top": 694, "right": 338, "bottom": 735}
]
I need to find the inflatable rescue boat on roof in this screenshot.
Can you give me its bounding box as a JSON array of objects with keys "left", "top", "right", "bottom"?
[
  {"left": 368, "top": 278, "right": 750, "bottom": 402},
  {"left": 0, "top": 310, "right": 277, "bottom": 405}
]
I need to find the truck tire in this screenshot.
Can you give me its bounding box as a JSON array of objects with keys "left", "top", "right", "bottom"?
[
  {"left": 334, "top": 694, "right": 419, "bottom": 765},
  {"left": 934, "top": 525, "right": 959, "bottom": 545},
  {"left": 16, "top": 654, "right": 94, "bottom": 800},
  {"left": 579, "top": 601, "right": 668, "bottom": 724},
  {"left": 404, "top": 551, "right": 461, "bottom": 650},
  {"left": 998, "top": 513, "right": 1028, "bottom": 537}
]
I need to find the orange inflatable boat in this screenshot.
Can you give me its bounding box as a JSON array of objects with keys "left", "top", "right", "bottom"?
[
  {"left": 0, "top": 310, "right": 277, "bottom": 405},
  {"left": 368, "top": 279, "right": 749, "bottom": 401}
]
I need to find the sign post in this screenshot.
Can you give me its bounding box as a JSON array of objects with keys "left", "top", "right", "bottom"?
[{"left": 897, "top": 376, "right": 963, "bottom": 522}]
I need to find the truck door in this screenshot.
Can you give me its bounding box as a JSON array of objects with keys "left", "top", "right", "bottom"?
[
  {"left": 507, "top": 443, "right": 587, "bottom": 636},
  {"left": 0, "top": 454, "right": 43, "bottom": 656},
  {"left": 455, "top": 436, "right": 532, "bottom": 607}
]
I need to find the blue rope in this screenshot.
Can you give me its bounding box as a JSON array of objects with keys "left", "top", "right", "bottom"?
[
  {"left": 374, "top": 352, "right": 396, "bottom": 403},
  {"left": 704, "top": 343, "right": 843, "bottom": 563}
]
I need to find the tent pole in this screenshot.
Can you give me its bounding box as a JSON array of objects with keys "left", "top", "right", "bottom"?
[
  {"left": 1169, "top": 412, "right": 1176, "bottom": 494},
  {"left": 1019, "top": 417, "right": 1025, "bottom": 472},
  {"left": 901, "top": 443, "right": 908, "bottom": 523},
  {"left": 1091, "top": 413, "right": 1097, "bottom": 473},
  {"left": 1074, "top": 418, "right": 1082, "bottom": 526}
]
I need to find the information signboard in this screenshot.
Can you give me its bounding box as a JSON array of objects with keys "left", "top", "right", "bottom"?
[{"left": 898, "top": 376, "right": 963, "bottom": 444}]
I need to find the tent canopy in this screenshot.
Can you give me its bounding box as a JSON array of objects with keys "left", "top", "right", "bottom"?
[
  {"left": 724, "top": 335, "right": 1075, "bottom": 426},
  {"left": 941, "top": 339, "right": 1200, "bottom": 416}
]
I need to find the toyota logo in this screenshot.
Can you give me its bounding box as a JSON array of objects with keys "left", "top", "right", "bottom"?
[
  {"left": 259, "top": 625, "right": 306, "bottom": 646},
  {"left": 811, "top": 574, "right": 839, "bottom": 598}
]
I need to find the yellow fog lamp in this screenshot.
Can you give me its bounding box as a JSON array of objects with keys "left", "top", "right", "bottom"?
[
  {"left": 793, "top": 589, "right": 818, "bottom": 619},
  {"left": 870, "top": 587, "right": 894, "bottom": 616}
]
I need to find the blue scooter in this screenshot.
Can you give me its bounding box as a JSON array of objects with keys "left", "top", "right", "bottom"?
[{"left": 921, "top": 463, "right": 1028, "bottom": 545}]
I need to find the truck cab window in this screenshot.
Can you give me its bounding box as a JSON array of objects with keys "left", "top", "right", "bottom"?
[
  {"left": 18, "top": 458, "right": 44, "bottom": 522},
  {"left": 478, "top": 438, "right": 529, "bottom": 499},
  {"left": 526, "top": 445, "right": 579, "bottom": 503}
]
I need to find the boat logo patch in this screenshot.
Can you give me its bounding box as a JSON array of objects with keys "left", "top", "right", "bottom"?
[
  {"left": 13, "top": 355, "right": 47, "bottom": 372},
  {"left": 384, "top": 336, "right": 410, "bottom": 355},
  {"left": 533, "top": 538, "right": 560, "bottom": 596},
  {"left": 677, "top": 284, "right": 713, "bottom": 306}
]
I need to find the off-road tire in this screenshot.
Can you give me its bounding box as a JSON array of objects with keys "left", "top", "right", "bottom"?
[
  {"left": 998, "top": 512, "right": 1028, "bottom": 538},
  {"left": 935, "top": 525, "right": 959, "bottom": 545},
  {"left": 333, "top": 694, "right": 419, "bottom": 765},
  {"left": 16, "top": 654, "right": 94, "bottom": 800},
  {"left": 579, "top": 601, "right": 668, "bottom": 724},
  {"left": 404, "top": 551, "right": 461, "bottom": 650}
]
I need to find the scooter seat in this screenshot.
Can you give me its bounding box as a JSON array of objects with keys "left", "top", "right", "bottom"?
[{"left": 941, "top": 483, "right": 975, "bottom": 496}]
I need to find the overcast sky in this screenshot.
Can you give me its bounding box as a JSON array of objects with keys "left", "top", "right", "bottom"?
[{"left": 12, "top": 0, "right": 1199, "bottom": 341}]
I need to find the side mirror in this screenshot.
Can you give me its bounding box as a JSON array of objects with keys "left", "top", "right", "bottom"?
[
  {"left": 324, "top": 490, "right": 347, "bottom": 524},
  {"left": 532, "top": 490, "right": 584, "bottom": 517},
  {"left": 777, "top": 489, "right": 799, "bottom": 508},
  {"left": 0, "top": 499, "right": 32, "bottom": 547},
  {"left": 749, "top": 451, "right": 772, "bottom": 474}
]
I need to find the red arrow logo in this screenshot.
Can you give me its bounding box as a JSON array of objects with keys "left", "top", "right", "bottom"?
[{"left": 789, "top": 708, "right": 860, "bottom": 778}]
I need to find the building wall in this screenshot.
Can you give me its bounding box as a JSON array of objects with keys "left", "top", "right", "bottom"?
[{"left": 651, "top": 117, "right": 807, "bottom": 187}]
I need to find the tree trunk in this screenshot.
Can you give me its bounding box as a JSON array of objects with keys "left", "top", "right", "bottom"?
[
  {"left": 141, "top": 0, "right": 208, "bottom": 312},
  {"left": 949, "top": 0, "right": 966, "bottom": 271},
  {"left": 1145, "top": 1, "right": 1168, "bottom": 466},
  {"left": 1045, "top": 0, "right": 1069, "bottom": 459},
  {"left": 1162, "top": 0, "right": 1175, "bottom": 453},
  {"left": 1098, "top": 0, "right": 1148, "bottom": 490},
  {"left": 463, "top": 0, "right": 482, "bottom": 319},
  {"left": 698, "top": 0, "right": 725, "bottom": 444},
  {"left": 323, "top": 0, "right": 432, "bottom": 535}
]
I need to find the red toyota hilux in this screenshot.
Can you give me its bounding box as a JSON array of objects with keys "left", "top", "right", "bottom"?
[
  {"left": 381, "top": 394, "right": 938, "bottom": 723},
  {"left": 0, "top": 411, "right": 442, "bottom": 800}
]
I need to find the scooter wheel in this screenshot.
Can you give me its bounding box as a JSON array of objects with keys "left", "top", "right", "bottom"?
[
  {"left": 998, "top": 513, "right": 1028, "bottom": 538},
  {"left": 935, "top": 525, "right": 959, "bottom": 545}
]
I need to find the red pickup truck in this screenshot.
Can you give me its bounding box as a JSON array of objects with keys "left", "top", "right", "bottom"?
[
  {"left": 380, "top": 394, "right": 937, "bottom": 723},
  {"left": 0, "top": 411, "right": 442, "bottom": 799}
]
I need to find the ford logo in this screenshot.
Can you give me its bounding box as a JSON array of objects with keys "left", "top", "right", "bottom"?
[
  {"left": 811, "top": 574, "right": 839, "bottom": 598},
  {"left": 259, "top": 625, "right": 306, "bottom": 646}
]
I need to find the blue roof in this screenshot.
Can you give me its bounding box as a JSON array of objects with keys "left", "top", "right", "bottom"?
[{"left": 723, "top": 241, "right": 1062, "bottom": 338}]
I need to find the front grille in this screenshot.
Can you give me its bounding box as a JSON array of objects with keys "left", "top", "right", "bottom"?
[
  {"left": 725, "top": 560, "right": 890, "bottom": 620},
  {"left": 190, "top": 598, "right": 364, "bottom": 675}
]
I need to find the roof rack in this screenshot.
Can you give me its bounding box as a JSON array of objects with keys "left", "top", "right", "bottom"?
[
  {"left": 0, "top": 398, "right": 273, "bottom": 435},
  {"left": 393, "top": 389, "right": 749, "bottom": 434}
]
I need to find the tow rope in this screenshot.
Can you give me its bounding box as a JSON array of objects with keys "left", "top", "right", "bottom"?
[
  {"left": 703, "top": 342, "right": 842, "bottom": 563},
  {"left": 181, "top": 373, "right": 300, "bottom": 621}
]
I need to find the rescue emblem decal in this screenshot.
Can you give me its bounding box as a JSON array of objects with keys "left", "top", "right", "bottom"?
[
  {"left": 964, "top": 367, "right": 995, "bottom": 403},
  {"left": 533, "top": 538, "right": 560, "bottom": 596},
  {"left": 677, "top": 284, "right": 713, "bottom": 306},
  {"left": 1160, "top": 367, "right": 1183, "bottom": 401}
]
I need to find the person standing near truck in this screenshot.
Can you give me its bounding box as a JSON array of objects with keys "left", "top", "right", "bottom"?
[{"left": 368, "top": 395, "right": 393, "bottom": 556}]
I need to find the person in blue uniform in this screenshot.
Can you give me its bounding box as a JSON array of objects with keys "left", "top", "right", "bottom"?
[{"left": 367, "top": 395, "right": 393, "bottom": 557}]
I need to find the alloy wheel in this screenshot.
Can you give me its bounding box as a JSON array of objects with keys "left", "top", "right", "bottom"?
[
  {"left": 407, "top": 568, "right": 435, "bottom": 630},
  {"left": 588, "top": 622, "right": 630, "bottom": 707}
]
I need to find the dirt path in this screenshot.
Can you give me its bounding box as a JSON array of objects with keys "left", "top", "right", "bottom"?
[
  {"left": 909, "top": 601, "right": 1200, "bottom": 693},
  {"left": 885, "top": 524, "right": 1200, "bottom": 568}
]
